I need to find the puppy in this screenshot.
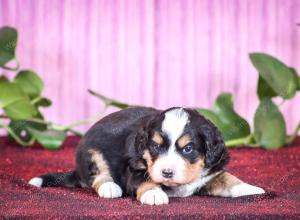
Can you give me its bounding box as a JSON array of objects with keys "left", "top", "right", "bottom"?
[{"left": 29, "top": 107, "right": 265, "bottom": 205}]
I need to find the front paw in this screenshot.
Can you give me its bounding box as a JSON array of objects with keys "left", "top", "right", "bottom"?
[
  {"left": 140, "top": 187, "right": 169, "bottom": 205},
  {"left": 230, "top": 183, "right": 265, "bottom": 197},
  {"left": 98, "top": 182, "right": 123, "bottom": 198}
]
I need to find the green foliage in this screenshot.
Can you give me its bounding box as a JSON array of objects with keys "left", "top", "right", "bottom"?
[
  {"left": 14, "top": 71, "right": 43, "bottom": 99},
  {"left": 257, "top": 75, "right": 277, "bottom": 100},
  {"left": 250, "top": 53, "right": 298, "bottom": 99},
  {"left": 195, "top": 53, "right": 300, "bottom": 149},
  {"left": 197, "top": 93, "right": 250, "bottom": 141},
  {"left": 8, "top": 120, "right": 47, "bottom": 143},
  {"left": 254, "top": 99, "right": 286, "bottom": 149},
  {"left": 0, "top": 26, "right": 70, "bottom": 149},
  {"left": 0, "top": 27, "right": 17, "bottom": 66},
  {"left": 0, "top": 78, "right": 38, "bottom": 119},
  {"left": 1, "top": 26, "right": 299, "bottom": 150},
  {"left": 27, "top": 127, "right": 66, "bottom": 149},
  {"left": 196, "top": 109, "right": 222, "bottom": 130},
  {"left": 34, "top": 97, "right": 52, "bottom": 107}
]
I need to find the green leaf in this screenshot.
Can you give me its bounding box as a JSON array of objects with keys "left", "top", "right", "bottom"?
[
  {"left": 14, "top": 71, "right": 43, "bottom": 99},
  {"left": 34, "top": 97, "right": 52, "bottom": 107},
  {"left": 0, "top": 26, "right": 17, "bottom": 66},
  {"left": 0, "top": 75, "right": 9, "bottom": 83},
  {"left": 257, "top": 75, "right": 277, "bottom": 100},
  {"left": 9, "top": 120, "right": 33, "bottom": 142},
  {"left": 8, "top": 120, "right": 47, "bottom": 142},
  {"left": 254, "top": 99, "right": 286, "bottom": 149},
  {"left": 249, "top": 53, "right": 298, "bottom": 99},
  {"left": 0, "top": 79, "right": 25, "bottom": 108},
  {"left": 289, "top": 68, "right": 300, "bottom": 91},
  {"left": 197, "top": 93, "right": 251, "bottom": 141},
  {"left": 212, "top": 93, "right": 251, "bottom": 141},
  {"left": 27, "top": 127, "right": 66, "bottom": 149},
  {"left": 0, "top": 79, "right": 38, "bottom": 119},
  {"left": 4, "top": 99, "right": 38, "bottom": 120},
  {"left": 196, "top": 108, "right": 223, "bottom": 130}
]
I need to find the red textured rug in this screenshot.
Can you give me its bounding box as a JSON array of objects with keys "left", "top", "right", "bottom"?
[{"left": 0, "top": 136, "right": 299, "bottom": 219}]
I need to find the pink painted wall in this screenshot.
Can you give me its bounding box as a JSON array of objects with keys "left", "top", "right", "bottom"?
[{"left": 0, "top": 0, "right": 299, "bottom": 132}]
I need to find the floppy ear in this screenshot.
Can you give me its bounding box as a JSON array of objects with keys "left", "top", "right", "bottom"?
[
  {"left": 126, "top": 126, "right": 149, "bottom": 171},
  {"left": 199, "top": 123, "right": 230, "bottom": 172},
  {"left": 134, "top": 127, "right": 149, "bottom": 153},
  {"left": 133, "top": 114, "right": 160, "bottom": 154}
]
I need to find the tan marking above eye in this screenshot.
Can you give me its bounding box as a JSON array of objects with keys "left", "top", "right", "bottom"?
[
  {"left": 152, "top": 131, "right": 163, "bottom": 145},
  {"left": 177, "top": 134, "right": 192, "bottom": 149}
]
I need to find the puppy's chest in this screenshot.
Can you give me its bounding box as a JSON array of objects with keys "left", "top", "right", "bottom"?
[
  {"left": 164, "top": 184, "right": 199, "bottom": 197},
  {"left": 163, "top": 172, "right": 219, "bottom": 198}
]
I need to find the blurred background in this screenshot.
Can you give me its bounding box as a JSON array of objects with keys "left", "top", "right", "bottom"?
[{"left": 0, "top": 0, "right": 299, "bottom": 132}]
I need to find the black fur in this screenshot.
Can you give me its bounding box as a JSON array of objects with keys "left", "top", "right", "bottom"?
[
  {"left": 33, "top": 107, "right": 229, "bottom": 197},
  {"left": 39, "top": 171, "right": 81, "bottom": 187}
]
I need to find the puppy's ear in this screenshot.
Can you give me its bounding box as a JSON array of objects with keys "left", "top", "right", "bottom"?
[
  {"left": 199, "top": 123, "right": 230, "bottom": 172},
  {"left": 134, "top": 127, "right": 149, "bottom": 153},
  {"left": 127, "top": 127, "right": 149, "bottom": 171},
  {"left": 134, "top": 114, "right": 159, "bottom": 153}
]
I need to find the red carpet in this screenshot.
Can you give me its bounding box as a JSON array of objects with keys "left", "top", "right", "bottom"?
[{"left": 0, "top": 137, "right": 299, "bottom": 219}]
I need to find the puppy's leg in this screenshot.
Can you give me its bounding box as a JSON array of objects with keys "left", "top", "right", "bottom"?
[
  {"left": 204, "top": 172, "right": 265, "bottom": 197},
  {"left": 136, "top": 181, "right": 169, "bottom": 205},
  {"left": 88, "top": 149, "right": 122, "bottom": 198}
]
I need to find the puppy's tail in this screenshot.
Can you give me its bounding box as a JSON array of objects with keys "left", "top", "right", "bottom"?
[{"left": 28, "top": 170, "right": 81, "bottom": 188}]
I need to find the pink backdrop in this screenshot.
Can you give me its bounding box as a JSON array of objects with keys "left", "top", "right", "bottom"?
[{"left": 0, "top": 0, "right": 299, "bottom": 132}]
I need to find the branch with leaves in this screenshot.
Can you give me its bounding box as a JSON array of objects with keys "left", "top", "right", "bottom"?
[
  {"left": 0, "top": 27, "right": 106, "bottom": 149},
  {"left": 1, "top": 26, "right": 299, "bottom": 150}
]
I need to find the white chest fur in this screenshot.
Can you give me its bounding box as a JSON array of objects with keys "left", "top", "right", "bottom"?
[{"left": 165, "top": 171, "right": 220, "bottom": 197}]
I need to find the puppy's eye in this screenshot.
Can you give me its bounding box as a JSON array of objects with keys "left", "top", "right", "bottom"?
[
  {"left": 152, "top": 143, "right": 160, "bottom": 151},
  {"left": 182, "top": 145, "right": 193, "bottom": 154}
]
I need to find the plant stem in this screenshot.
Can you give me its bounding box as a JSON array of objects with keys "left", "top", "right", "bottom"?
[
  {"left": 0, "top": 58, "right": 20, "bottom": 71},
  {"left": 68, "top": 128, "right": 83, "bottom": 136},
  {"left": 65, "top": 105, "right": 108, "bottom": 129},
  {"left": 225, "top": 134, "right": 255, "bottom": 147},
  {"left": 286, "top": 122, "right": 300, "bottom": 144},
  {"left": 31, "top": 96, "right": 42, "bottom": 105},
  {"left": 0, "top": 105, "right": 108, "bottom": 137},
  {"left": 88, "top": 89, "right": 136, "bottom": 109},
  {"left": 27, "top": 117, "right": 51, "bottom": 125}
]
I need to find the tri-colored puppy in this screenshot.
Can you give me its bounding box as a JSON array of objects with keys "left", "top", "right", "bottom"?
[{"left": 29, "top": 107, "right": 265, "bottom": 205}]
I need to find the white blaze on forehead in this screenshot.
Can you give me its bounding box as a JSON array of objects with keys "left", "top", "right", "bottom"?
[
  {"left": 162, "top": 108, "right": 189, "bottom": 145},
  {"left": 150, "top": 108, "right": 189, "bottom": 183}
]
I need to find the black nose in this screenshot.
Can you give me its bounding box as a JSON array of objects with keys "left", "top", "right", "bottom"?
[{"left": 162, "top": 169, "right": 174, "bottom": 178}]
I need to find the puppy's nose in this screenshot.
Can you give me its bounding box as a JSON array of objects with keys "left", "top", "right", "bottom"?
[{"left": 162, "top": 169, "right": 174, "bottom": 178}]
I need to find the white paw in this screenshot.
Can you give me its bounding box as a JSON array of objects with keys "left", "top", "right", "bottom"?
[
  {"left": 140, "top": 187, "right": 169, "bottom": 205},
  {"left": 28, "top": 177, "right": 43, "bottom": 187},
  {"left": 98, "top": 182, "right": 122, "bottom": 198},
  {"left": 230, "top": 183, "right": 265, "bottom": 197}
]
